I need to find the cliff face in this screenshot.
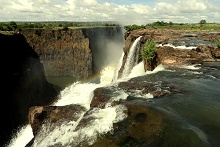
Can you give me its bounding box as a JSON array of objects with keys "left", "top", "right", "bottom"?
[
  {"left": 22, "top": 29, "right": 92, "bottom": 78},
  {"left": 21, "top": 27, "right": 124, "bottom": 79},
  {"left": 0, "top": 34, "right": 59, "bottom": 146},
  {"left": 0, "top": 27, "right": 123, "bottom": 146}
]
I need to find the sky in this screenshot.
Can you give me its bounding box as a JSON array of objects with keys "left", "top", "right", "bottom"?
[{"left": 0, "top": 0, "right": 220, "bottom": 25}]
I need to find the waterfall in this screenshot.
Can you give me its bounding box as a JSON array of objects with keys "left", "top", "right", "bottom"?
[
  {"left": 6, "top": 36, "right": 149, "bottom": 147},
  {"left": 6, "top": 64, "right": 129, "bottom": 147},
  {"left": 6, "top": 34, "right": 220, "bottom": 147},
  {"left": 112, "top": 51, "right": 124, "bottom": 82},
  {"left": 121, "top": 36, "right": 142, "bottom": 78}
]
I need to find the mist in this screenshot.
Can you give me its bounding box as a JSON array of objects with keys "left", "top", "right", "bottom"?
[{"left": 90, "top": 27, "right": 125, "bottom": 74}]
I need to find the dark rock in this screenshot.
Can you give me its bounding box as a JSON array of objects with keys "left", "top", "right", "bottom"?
[
  {"left": 87, "top": 102, "right": 165, "bottom": 147},
  {"left": 118, "top": 79, "right": 171, "bottom": 98},
  {"left": 28, "top": 104, "right": 86, "bottom": 136},
  {"left": 90, "top": 87, "right": 113, "bottom": 108},
  {"left": 135, "top": 113, "right": 147, "bottom": 122},
  {"left": 0, "top": 33, "right": 58, "bottom": 146}
]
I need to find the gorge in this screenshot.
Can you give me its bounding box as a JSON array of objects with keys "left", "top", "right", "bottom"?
[
  {"left": 2, "top": 27, "right": 220, "bottom": 147},
  {"left": 0, "top": 26, "right": 124, "bottom": 147}
]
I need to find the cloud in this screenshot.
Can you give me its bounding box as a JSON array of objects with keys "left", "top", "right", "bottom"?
[
  {"left": 0, "top": 0, "right": 219, "bottom": 25},
  {"left": 176, "top": 0, "right": 215, "bottom": 13},
  {"left": 130, "top": 4, "right": 151, "bottom": 14}
]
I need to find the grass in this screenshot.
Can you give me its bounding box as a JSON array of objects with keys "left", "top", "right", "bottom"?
[{"left": 0, "top": 31, "right": 14, "bottom": 35}]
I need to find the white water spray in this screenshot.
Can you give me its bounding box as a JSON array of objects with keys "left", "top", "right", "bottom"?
[
  {"left": 7, "top": 65, "right": 129, "bottom": 147},
  {"left": 7, "top": 37, "right": 166, "bottom": 147},
  {"left": 122, "top": 36, "right": 142, "bottom": 78}
]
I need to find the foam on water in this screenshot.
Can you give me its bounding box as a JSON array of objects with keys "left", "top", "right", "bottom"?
[
  {"left": 146, "top": 64, "right": 166, "bottom": 74},
  {"left": 7, "top": 64, "right": 129, "bottom": 147},
  {"left": 7, "top": 125, "right": 34, "bottom": 147},
  {"left": 128, "top": 61, "right": 145, "bottom": 78},
  {"left": 54, "top": 82, "right": 99, "bottom": 109},
  {"left": 32, "top": 96, "right": 128, "bottom": 147},
  {"left": 157, "top": 43, "right": 197, "bottom": 50},
  {"left": 179, "top": 64, "right": 201, "bottom": 70}
]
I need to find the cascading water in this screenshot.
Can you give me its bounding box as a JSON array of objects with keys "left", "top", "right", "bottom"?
[
  {"left": 6, "top": 39, "right": 220, "bottom": 147},
  {"left": 6, "top": 42, "right": 146, "bottom": 147},
  {"left": 121, "top": 36, "right": 142, "bottom": 78}
]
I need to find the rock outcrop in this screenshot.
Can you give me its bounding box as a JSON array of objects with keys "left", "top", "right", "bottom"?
[
  {"left": 27, "top": 85, "right": 166, "bottom": 147},
  {"left": 118, "top": 29, "right": 220, "bottom": 78},
  {"left": 157, "top": 45, "right": 220, "bottom": 65},
  {"left": 0, "top": 34, "right": 59, "bottom": 146}
]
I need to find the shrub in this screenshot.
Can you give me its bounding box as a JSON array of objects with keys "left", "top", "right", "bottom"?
[
  {"left": 141, "top": 40, "right": 156, "bottom": 61},
  {"left": 63, "top": 26, "right": 69, "bottom": 31},
  {"left": 215, "top": 38, "right": 220, "bottom": 48}
]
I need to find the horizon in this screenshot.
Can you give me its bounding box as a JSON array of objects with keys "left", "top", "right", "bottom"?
[{"left": 0, "top": 0, "right": 220, "bottom": 25}]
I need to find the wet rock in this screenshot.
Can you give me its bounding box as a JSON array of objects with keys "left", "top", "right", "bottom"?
[
  {"left": 84, "top": 102, "right": 165, "bottom": 147},
  {"left": 90, "top": 87, "right": 114, "bottom": 108},
  {"left": 28, "top": 104, "right": 86, "bottom": 136},
  {"left": 118, "top": 79, "right": 171, "bottom": 98},
  {"left": 135, "top": 113, "right": 147, "bottom": 122}
]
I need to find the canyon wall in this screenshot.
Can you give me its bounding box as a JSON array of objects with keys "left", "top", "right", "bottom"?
[
  {"left": 0, "top": 34, "right": 59, "bottom": 146},
  {"left": 0, "top": 27, "right": 124, "bottom": 146},
  {"left": 21, "top": 26, "right": 124, "bottom": 79}
]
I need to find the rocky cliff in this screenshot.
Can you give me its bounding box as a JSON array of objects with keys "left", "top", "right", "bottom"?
[
  {"left": 118, "top": 29, "right": 220, "bottom": 78},
  {"left": 0, "top": 27, "right": 123, "bottom": 146},
  {"left": 21, "top": 27, "right": 124, "bottom": 79},
  {"left": 0, "top": 33, "right": 59, "bottom": 146}
]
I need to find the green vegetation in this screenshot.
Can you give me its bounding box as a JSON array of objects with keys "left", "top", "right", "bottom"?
[
  {"left": 124, "top": 24, "right": 146, "bottom": 31},
  {"left": 199, "top": 20, "right": 207, "bottom": 24},
  {"left": 124, "top": 21, "right": 220, "bottom": 32},
  {"left": 0, "top": 21, "right": 120, "bottom": 33},
  {"left": 141, "top": 40, "right": 156, "bottom": 61},
  {"left": 1, "top": 20, "right": 220, "bottom": 34},
  {"left": 215, "top": 38, "right": 220, "bottom": 48}
]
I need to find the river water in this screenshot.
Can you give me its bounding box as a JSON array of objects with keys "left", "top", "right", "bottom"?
[{"left": 132, "top": 63, "right": 220, "bottom": 146}]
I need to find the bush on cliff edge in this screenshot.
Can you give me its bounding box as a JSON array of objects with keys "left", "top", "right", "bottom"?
[{"left": 141, "top": 40, "right": 156, "bottom": 61}]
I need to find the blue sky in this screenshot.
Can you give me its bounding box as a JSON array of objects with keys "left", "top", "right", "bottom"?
[{"left": 0, "top": 0, "right": 219, "bottom": 25}]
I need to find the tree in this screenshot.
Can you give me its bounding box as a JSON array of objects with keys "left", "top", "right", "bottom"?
[
  {"left": 9, "top": 21, "right": 17, "bottom": 30},
  {"left": 199, "top": 20, "right": 207, "bottom": 24}
]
